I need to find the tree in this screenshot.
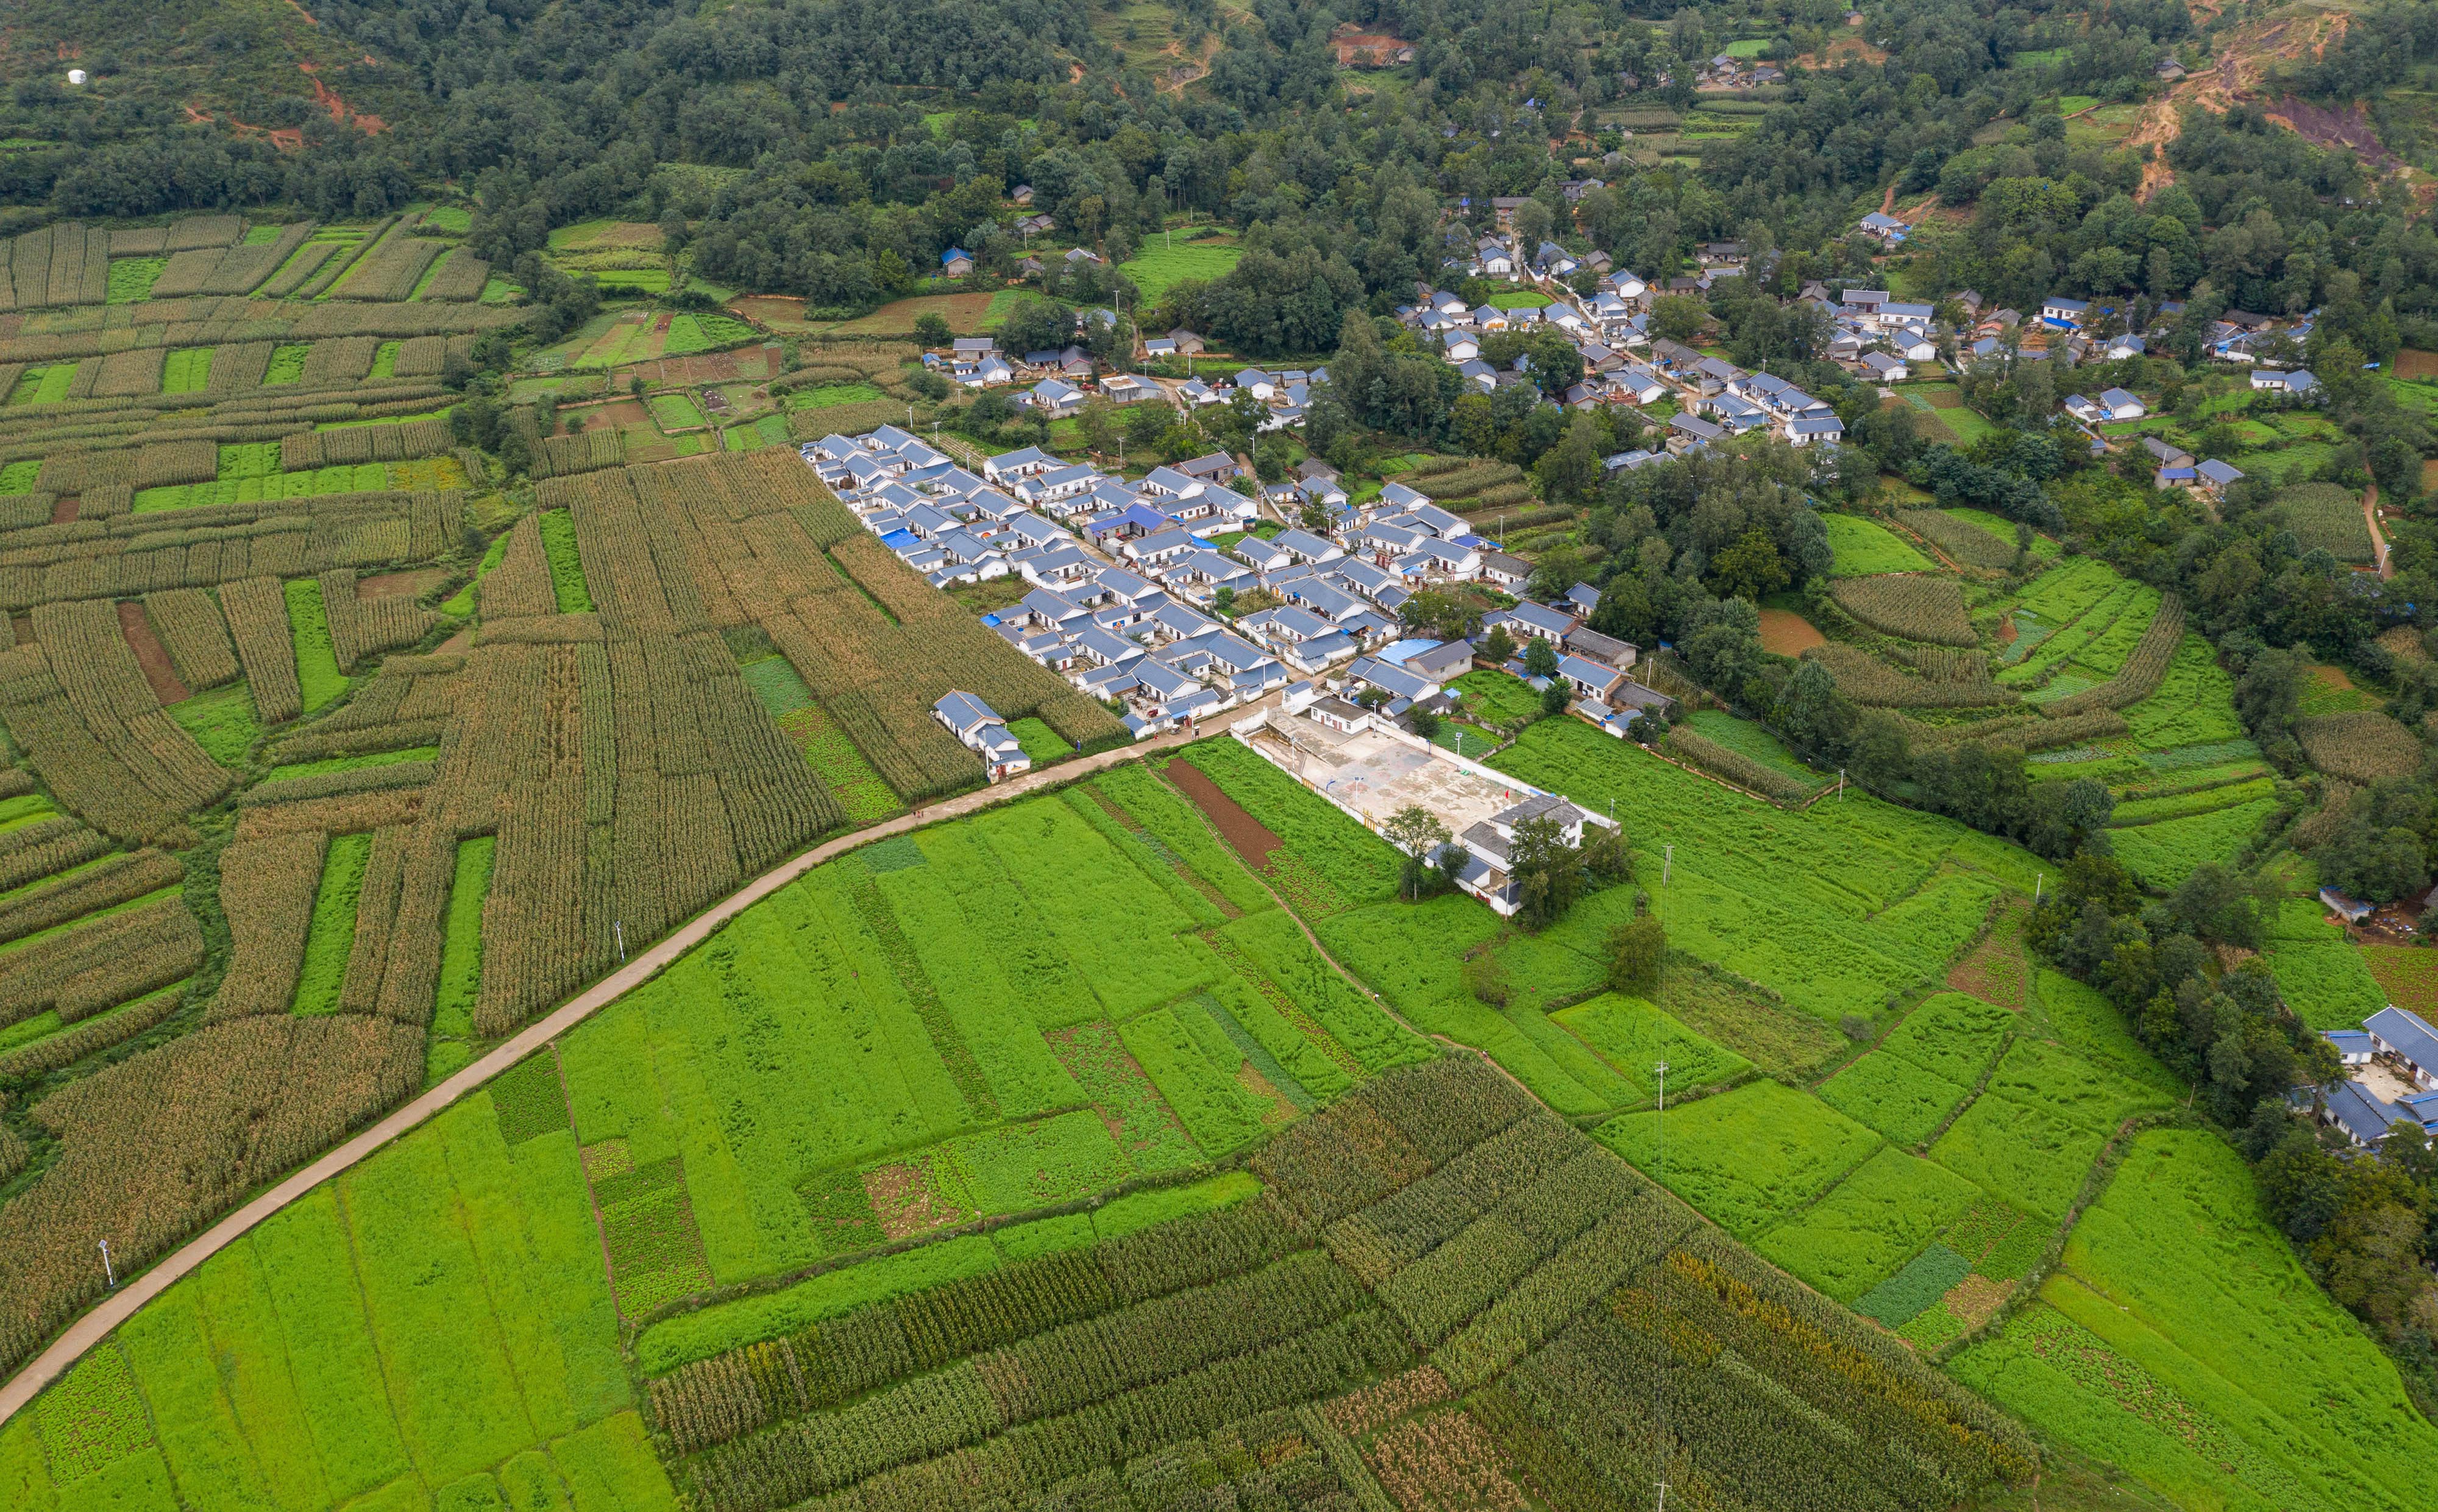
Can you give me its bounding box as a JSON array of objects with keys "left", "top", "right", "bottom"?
[
  {"left": 1581, "top": 823, "right": 1633, "bottom": 882},
  {"left": 1212, "top": 586, "right": 1236, "bottom": 616},
  {"left": 997, "top": 297, "right": 1072, "bottom": 357},
  {"left": 1463, "top": 951, "right": 1511, "bottom": 1006},
  {"left": 1482, "top": 623, "right": 1517, "bottom": 665},
  {"left": 1709, "top": 527, "right": 1789, "bottom": 602},
  {"left": 1509, "top": 815, "right": 1586, "bottom": 929},
  {"left": 1409, "top": 706, "right": 1441, "bottom": 741},
  {"left": 1540, "top": 680, "right": 1571, "bottom": 715},
  {"left": 1384, "top": 804, "right": 1453, "bottom": 900},
  {"left": 1648, "top": 294, "right": 1707, "bottom": 343},
  {"left": 912, "top": 312, "right": 953, "bottom": 348},
  {"left": 1524, "top": 636, "right": 1560, "bottom": 679},
  {"left": 1607, "top": 915, "right": 1665, "bottom": 993}
]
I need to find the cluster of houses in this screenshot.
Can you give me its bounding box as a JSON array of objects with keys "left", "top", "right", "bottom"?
[
  {"left": 2321, "top": 1006, "right": 2438, "bottom": 1149},
  {"left": 926, "top": 334, "right": 1327, "bottom": 432},
  {"left": 797, "top": 423, "right": 1671, "bottom": 747},
  {"left": 1695, "top": 51, "right": 1787, "bottom": 88}
]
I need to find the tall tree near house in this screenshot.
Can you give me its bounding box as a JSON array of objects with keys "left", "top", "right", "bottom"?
[
  {"left": 1384, "top": 804, "right": 1453, "bottom": 901},
  {"left": 1509, "top": 814, "right": 1585, "bottom": 929},
  {"left": 1524, "top": 636, "right": 1560, "bottom": 680}
]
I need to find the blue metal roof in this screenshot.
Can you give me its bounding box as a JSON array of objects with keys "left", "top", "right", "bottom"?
[{"left": 2367, "top": 1006, "right": 2438, "bottom": 1074}]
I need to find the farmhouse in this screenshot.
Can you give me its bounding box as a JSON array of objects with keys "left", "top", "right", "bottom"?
[{"left": 933, "top": 692, "right": 1030, "bottom": 781}]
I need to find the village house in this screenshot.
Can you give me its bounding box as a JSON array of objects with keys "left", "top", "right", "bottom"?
[{"left": 933, "top": 692, "right": 1030, "bottom": 781}]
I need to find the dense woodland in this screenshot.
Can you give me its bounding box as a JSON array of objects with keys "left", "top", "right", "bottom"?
[{"left": 5, "top": 0, "right": 2438, "bottom": 1435}]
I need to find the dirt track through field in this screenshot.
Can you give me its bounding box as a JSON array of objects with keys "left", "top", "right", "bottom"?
[{"left": 0, "top": 693, "right": 1282, "bottom": 1429}]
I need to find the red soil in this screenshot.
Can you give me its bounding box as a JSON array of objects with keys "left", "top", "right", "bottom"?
[
  {"left": 117, "top": 602, "right": 191, "bottom": 706},
  {"left": 1757, "top": 608, "right": 1826, "bottom": 656},
  {"left": 1159, "top": 758, "right": 1282, "bottom": 870}
]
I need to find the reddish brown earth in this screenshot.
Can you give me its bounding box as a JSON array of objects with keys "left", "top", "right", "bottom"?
[
  {"left": 355, "top": 567, "right": 449, "bottom": 600},
  {"left": 297, "top": 64, "right": 385, "bottom": 133},
  {"left": 48, "top": 496, "right": 76, "bottom": 525},
  {"left": 1160, "top": 757, "right": 1282, "bottom": 869},
  {"left": 572, "top": 398, "right": 651, "bottom": 433},
  {"left": 117, "top": 602, "right": 191, "bottom": 706},
  {"left": 1758, "top": 608, "right": 1826, "bottom": 656}
]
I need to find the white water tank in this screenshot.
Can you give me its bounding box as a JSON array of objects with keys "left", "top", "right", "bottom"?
[{"left": 65, "top": 69, "right": 88, "bottom": 86}]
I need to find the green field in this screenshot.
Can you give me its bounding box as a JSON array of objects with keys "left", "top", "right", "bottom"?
[
  {"left": 1952, "top": 1131, "right": 2438, "bottom": 1512},
  {"left": 1115, "top": 240, "right": 1244, "bottom": 305},
  {"left": 1824, "top": 512, "right": 1936, "bottom": 575}
]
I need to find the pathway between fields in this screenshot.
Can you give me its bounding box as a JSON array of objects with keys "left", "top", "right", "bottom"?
[
  {"left": 0, "top": 692, "right": 1281, "bottom": 1429},
  {"left": 2365, "top": 481, "right": 2393, "bottom": 579}
]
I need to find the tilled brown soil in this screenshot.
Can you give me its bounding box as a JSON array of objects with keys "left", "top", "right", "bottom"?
[
  {"left": 1159, "top": 756, "right": 1282, "bottom": 870},
  {"left": 116, "top": 602, "right": 190, "bottom": 705}
]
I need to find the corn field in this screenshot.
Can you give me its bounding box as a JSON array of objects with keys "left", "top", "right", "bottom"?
[
  {"left": 140, "top": 588, "right": 240, "bottom": 689},
  {"left": 1827, "top": 575, "right": 1979, "bottom": 647},
  {"left": 1806, "top": 644, "right": 2017, "bottom": 710}
]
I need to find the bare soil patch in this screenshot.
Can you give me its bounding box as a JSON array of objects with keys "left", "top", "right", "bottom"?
[
  {"left": 1159, "top": 756, "right": 1283, "bottom": 870},
  {"left": 118, "top": 602, "right": 191, "bottom": 705},
  {"left": 862, "top": 1159, "right": 969, "bottom": 1240},
  {"left": 573, "top": 398, "right": 651, "bottom": 432},
  {"left": 1758, "top": 608, "right": 1827, "bottom": 656},
  {"left": 48, "top": 496, "right": 77, "bottom": 525},
  {"left": 2397, "top": 350, "right": 2438, "bottom": 382},
  {"left": 356, "top": 567, "right": 449, "bottom": 600}
]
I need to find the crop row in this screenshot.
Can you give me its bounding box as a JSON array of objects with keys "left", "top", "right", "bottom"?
[
  {"left": 0, "top": 489, "right": 462, "bottom": 612},
  {"left": 140, "top": 587, "right": 240, "bottom": 689},
  {"left": 0, "top": 1013, "right": 427, "bottom": 1379},
  {"left": 1807, "top": 644, "right": 2017, "bottom": 709},
  {"left": 2039, "top": 596, "right": 2185, "bottom": 717},
  {"left": 1829, "top": 575, "right": 1978, "bottom": 647},
  {"left": 530, "top": 428, "right": 624, "bottom": 478},
  {"left": 687, "top": 1306, "right": 1410, "bottom": 1512},
  {"left": 149, "top": 224, "right": 316, "bottom": 300},
  {"left": 280, "top": 416, "right": 453, "bottom": 469},
  {"left": 319, "top": 568, "right": 436, "bottom": 672},
  {"left": 650, "top": 1200, "right": 1304, "bottom": 1453},
  {"left": 1666, "top": 726, "right": 1821, "bottom": 804},
  {"left": 0, "top": 223, "right": 113, "bottom": 311},
  {"left": 0, "top": 894, "right": 200, "bottom": 1030},
  {"left": 2295, "top": 709, "right": 2422, "bottom": 784},
  {"left": 0, "top": 815, "right": 112, "bottom": 895},
  {"left": 1898, "top": 508, "right": 2017, "bottom": 570}
]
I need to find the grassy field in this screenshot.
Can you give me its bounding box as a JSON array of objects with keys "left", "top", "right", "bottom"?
[
  {"left": 1952, "top": 1131, "right": 2438, "bottom": 1512},
  {"left": 1824, "top": 512, "right": 1936, "bottom": 574},
  {"left": 1116, "top": 239, "right": 1244, "bottom": 305}
]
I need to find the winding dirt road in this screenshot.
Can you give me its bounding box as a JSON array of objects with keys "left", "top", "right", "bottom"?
[{"left": 0, "top": 693, "right": 1279, "bottom": 1429}]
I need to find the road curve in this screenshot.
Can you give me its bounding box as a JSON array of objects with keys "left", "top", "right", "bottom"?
[{"left": 0, "top": 694, "right": 1276, "bottom": 1429}]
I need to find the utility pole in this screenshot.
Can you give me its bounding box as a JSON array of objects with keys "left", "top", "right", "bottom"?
[
  {"left": 1837, "top": 767, "right": 1845, "bottom": 799},
  {"left": 99, "top": 1239, "right": 115, "bottom": 1290},
  {"left": 2035, "top": 872, "right": 2042, "bottom": 906},
  {"left": 1663, "top": 843, "right": 1671, "bottom": 886},
  {"left": 615, "top": 920, "right": 626, "bottom": 964}
]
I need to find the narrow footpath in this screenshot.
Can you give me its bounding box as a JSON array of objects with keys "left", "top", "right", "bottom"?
[
  {"left": 0, "top": 691, "right": 1279, "bottom": 1429},
  {"left": 2365, "top": 481, "right": 2392, "bottom": 579}
]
